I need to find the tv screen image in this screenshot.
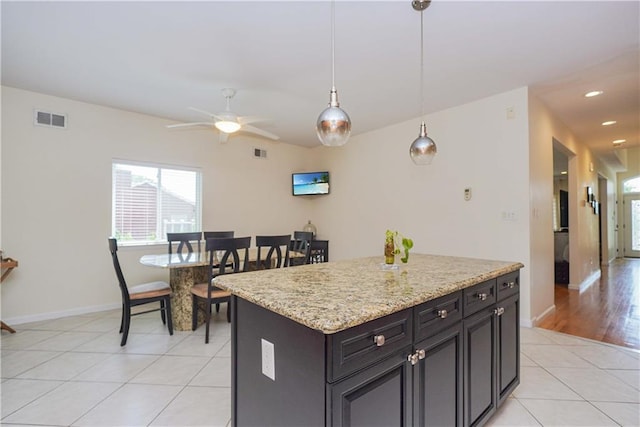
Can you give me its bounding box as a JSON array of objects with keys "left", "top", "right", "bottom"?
[{"left": 292, "top": 171, "right": 330, "bottom": 196}]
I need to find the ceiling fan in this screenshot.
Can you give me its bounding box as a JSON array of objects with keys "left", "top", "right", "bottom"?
[{"left": 166, "top": 88, "right": 280, "bottom": 143}]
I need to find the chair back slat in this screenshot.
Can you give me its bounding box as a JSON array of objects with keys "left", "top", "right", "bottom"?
[
  {"left": 256, "top": 234, "right": 291, "bottom": 269},
  {"left": 206, "top": 236, "right": 252, "bottom": 281},
  {"left": 290, "top": 231, "right": 313, "bottom": 265},
  {"left": 167, "top": 232, "right": 202, "bottom": 255}
]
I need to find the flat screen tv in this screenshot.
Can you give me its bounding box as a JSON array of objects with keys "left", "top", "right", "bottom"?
[{"left": 292, "top": 171, "right": 330, "bottom": 196}]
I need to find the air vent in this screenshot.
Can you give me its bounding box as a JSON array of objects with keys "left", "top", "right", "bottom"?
[
  {"left": 254, "top": 148, "right": 267, "bottom": 159},
  {"left": 34, "top": 109, "right": 67, "bottom": 129}
]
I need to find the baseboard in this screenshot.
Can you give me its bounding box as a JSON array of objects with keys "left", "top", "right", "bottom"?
[
  {"left": 525, "top": 304, "right": 556, "bottom": 327},
  {"left": 568, "top": 269, "right": 601, "bottom": 293},
  {"left": 3, "top": 302, "right": 120, "bottom": 326}
]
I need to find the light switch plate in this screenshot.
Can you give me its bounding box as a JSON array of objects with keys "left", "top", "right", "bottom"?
[{"left": 261, "top": 338, "right": 275, "bottom": 381}]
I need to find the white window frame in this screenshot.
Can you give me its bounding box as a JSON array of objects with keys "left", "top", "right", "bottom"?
[{"left": 111, "top": 160, "right": 202, "bottom": 246}]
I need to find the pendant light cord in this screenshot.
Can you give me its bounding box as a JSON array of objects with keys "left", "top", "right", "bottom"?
[
  {"left": 331, "top": 0, "right": 336, "bottom": 89},
  {"left": 420, "top": 9, "right": 424, "bottom": 120}
]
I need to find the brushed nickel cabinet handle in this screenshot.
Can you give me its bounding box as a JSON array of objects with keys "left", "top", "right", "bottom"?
[
  {"left": 494, "top": 307, "right": 505, "bottom": 316},
  {"left": 437, "top": 309, "right": 448, "bottom": 319},
  {"left": 417, "top": 349, "right": 426, "bottom": 360},
  {"left": 477, "top": 292, "right": 488, "bottom": 301},
  {"left": 408, "top": 352, "right": 419, "bottom": 365},
  {"left": 373, "top": 335, "right": 386, "bottom": 346},
  {"left": 503, "top": 281, "right": 516, "bottom": 289}
]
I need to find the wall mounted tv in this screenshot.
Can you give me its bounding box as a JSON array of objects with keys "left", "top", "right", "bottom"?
[{"left": 292, "top": 171, "right": 330, "bottom": 196}]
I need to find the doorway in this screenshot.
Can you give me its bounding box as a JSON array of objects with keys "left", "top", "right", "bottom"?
[
  {"left": 623, "top": 194, "right": 640, "bottom": 257},
  {"left": 552, "top": 145, "right": 570, "bottom": 284}
]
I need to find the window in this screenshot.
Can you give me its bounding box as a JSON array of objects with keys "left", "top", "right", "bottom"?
[
  {"left": 623, "top": 176, "right": 640, "bottom": 194},
  {"left": 112, "top": 161, "right": 202, "bottom": 245}
]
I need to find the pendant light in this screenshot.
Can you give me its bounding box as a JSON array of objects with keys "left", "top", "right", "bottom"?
[
  {"left": 316, "top": 0, "right": 351, "bottom": 147},
  {"left": 409, "top": 0, "right": 437, "bottom": 165}
]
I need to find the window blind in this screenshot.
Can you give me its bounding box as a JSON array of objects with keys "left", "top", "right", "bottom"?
[{"left": 112, "top": 161, "right": 202, "bottom": 245}]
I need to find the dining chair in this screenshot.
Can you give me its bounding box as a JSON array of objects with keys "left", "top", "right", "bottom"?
[
  {"left": 191, "top": 236, "right": 251, "bottom": 343},
  {"left": 108, "top": 238, "right": 173, "bottom": 346},
  {"left": 203, "top": 231, "right": 234, "bottom": 239},
  {"left": 289, "top": 230, "right": 313, "bottom": 266},
  {"left": 309, "top": 240, "right": 329, "bottom": 264},
  {"left": 256, "top": 234, "right": 291, "bottom": 270},
  {"left": 167, "top": 231, "right": 202, "bottom": 256}
]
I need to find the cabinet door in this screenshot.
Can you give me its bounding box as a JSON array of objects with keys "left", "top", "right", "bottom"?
[
  {"left": 329, "top": 350, "right": 412, "bottom": 427},
  {"left": 463, "top": 307, "right": 497, "bottom": 427},
  {"left": 497, "top": 293, "right": 519, "bottom": 405},
  {"left": 414, "top": 323, "right": 463, "bottom": 427}
]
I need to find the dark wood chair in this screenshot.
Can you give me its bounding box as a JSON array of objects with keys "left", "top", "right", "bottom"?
[
  {"left": 167, "top": 231, "right": 202, "bottom": 256},
  {"left": 289, "top": 231, "right": 313, "bottom": 266},
  {"left": 191, "top": 236, "right": 251, "bottom": 343},
  {"left": 108, "top": 238, "right": 173, "bottom": 346},
  {"left": 203, "top": 231, "right": 234, "bottom": 239},
  {"left": 309, "top": 240, "right": 329, "bottom": 264},
  {"left": 203, "top": 231, "right": 235, "bottom": 313},
  {"left": 256, "top": 235, "right": 291, "bottom": 270}
]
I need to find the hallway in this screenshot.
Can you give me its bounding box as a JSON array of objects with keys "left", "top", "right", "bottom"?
[{"left": 539, "top": 258, "right": 640, "bottom": 349}]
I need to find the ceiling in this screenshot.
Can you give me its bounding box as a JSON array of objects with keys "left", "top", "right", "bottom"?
[{"left": 2, "top": 1, "right": 638, "bottom": 168}]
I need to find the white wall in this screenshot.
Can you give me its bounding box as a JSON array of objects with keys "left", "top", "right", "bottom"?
[
  {"left": 528, "top": 92, "right": 617, "bottom": 307},
  {"left": 3, "top": 84, "right": 620, "bottom": 326},
  {"left": 1, "top": 86, "right": 314, "bottom": 322},
  {"left": 311, "top": 88, "right": 534, "bottom": 322}
]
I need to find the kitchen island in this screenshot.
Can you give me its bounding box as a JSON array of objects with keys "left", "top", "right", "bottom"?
[{"left": 215, "top": 254, "right": 523, "bottom": 427}]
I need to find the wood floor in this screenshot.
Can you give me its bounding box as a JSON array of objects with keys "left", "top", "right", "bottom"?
[{"left": 538, "top": 257, "right": 640, "bottom": 349}]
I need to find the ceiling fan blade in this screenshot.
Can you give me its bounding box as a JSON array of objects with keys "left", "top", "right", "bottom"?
[
  {"left": 166, "top": 122, "right": 215, "bottom": 129},
  {"left": 238, "top": 116, "right": 267, "bottom": 125},
  {"left": 188, "top": 106, "right": 216, "bottom": 118},
  {"left": 219, "top": 131, "right": 229, "bottom": 144},
  {"left": 242, "top": 124, "right": 280, "bottom": 141}
]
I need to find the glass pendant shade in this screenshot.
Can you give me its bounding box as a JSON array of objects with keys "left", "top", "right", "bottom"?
[
  {"left": 215, "top": 120, "right": 241, "bottom": 133},
  {"left": 410, "top": 122, "right": 437, "bottom": 165},
  {"left": 317, "top": 88, "right": 351, "bottom": 146}
]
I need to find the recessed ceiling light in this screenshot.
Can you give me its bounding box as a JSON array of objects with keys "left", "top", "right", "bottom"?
[
  {"left": 602, "top": 120, "right": 617, "bottom": 126},
  {"left": 584, "top": 90, "right": 603, "bottom": 98},
  {"left": 613, "top": 139, "right": 626, "bottom": 144}
]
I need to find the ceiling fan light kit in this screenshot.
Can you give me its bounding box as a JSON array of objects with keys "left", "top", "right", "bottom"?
[
  {"left": 409, "top": 0, "right": 437, "bottom": 166},
  {"left": 214, "top": 120, "right": 241, "bottom": 134},
  {"left": 316, "top": 0, "right": 351, "bottom": 147}
]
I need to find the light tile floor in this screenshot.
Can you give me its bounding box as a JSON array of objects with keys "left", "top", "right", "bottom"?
[{"left": 1, "top": 309, "right": 638, "bottom": 426}]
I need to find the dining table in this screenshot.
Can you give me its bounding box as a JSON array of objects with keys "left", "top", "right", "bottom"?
[{"left": 140, "top": 248, "right": 303, "bottom": 331}]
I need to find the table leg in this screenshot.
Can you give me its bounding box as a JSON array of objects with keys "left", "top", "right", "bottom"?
[{"left": 170, "top": 266, "right": 208, "bottom": 331}]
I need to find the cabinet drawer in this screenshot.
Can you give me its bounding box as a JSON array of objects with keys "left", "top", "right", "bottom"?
[
  {"left": 327, "top": 309, "right": 413, "bottom": 383},
  {"left": 414, "top": 291, "right": 463, "bottom": 342},
  {"left": 463, "top": 279, "right": 497, "bottom": 317},
  {"left": 497, "top": 271, "right": 519, "bottom": 301}
]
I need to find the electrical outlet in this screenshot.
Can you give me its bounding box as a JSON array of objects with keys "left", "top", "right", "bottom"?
[
  {"left": 261, "top": 338, "right": 275, "bottom": 381},
  {"left": 464, "top": 188, "right": 472, "bottom": 201},
  {"left": 501, "top": 211, "right": 517, "bottom": 221}
]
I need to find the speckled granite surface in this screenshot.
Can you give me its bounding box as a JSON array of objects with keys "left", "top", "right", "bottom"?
[{"left": 214, "top": 254, "right": 523, "bottom": 334}]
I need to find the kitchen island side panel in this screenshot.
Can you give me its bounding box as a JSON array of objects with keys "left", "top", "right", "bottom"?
[{"left": 233, "top": 296, "right": 326, "bottom": 427}]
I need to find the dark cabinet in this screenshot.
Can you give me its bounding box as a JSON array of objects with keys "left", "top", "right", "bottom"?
[
  {"left": 463, "top": 306, "right": 498, "bottom": 427},
  {"left": 497, "top": 293, "right": 519, "bottom": 404},
  {"left": 462, "top": 273, "right": 520, "bottom": 427},
  {"left": 329, "top": 352, "right": 413, "bottom": 427},
  {"left": 413, "top": 323, "right": 463, "bottom": 427}
]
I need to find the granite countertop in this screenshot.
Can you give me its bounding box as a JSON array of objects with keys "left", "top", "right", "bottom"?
[{"left": 214, "top": 254, "right": 524, "bottom": 334}]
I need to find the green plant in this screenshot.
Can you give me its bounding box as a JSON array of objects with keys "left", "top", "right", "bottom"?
[{"left": 385, "top": 230, "right": 414, "bottom": 264}]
